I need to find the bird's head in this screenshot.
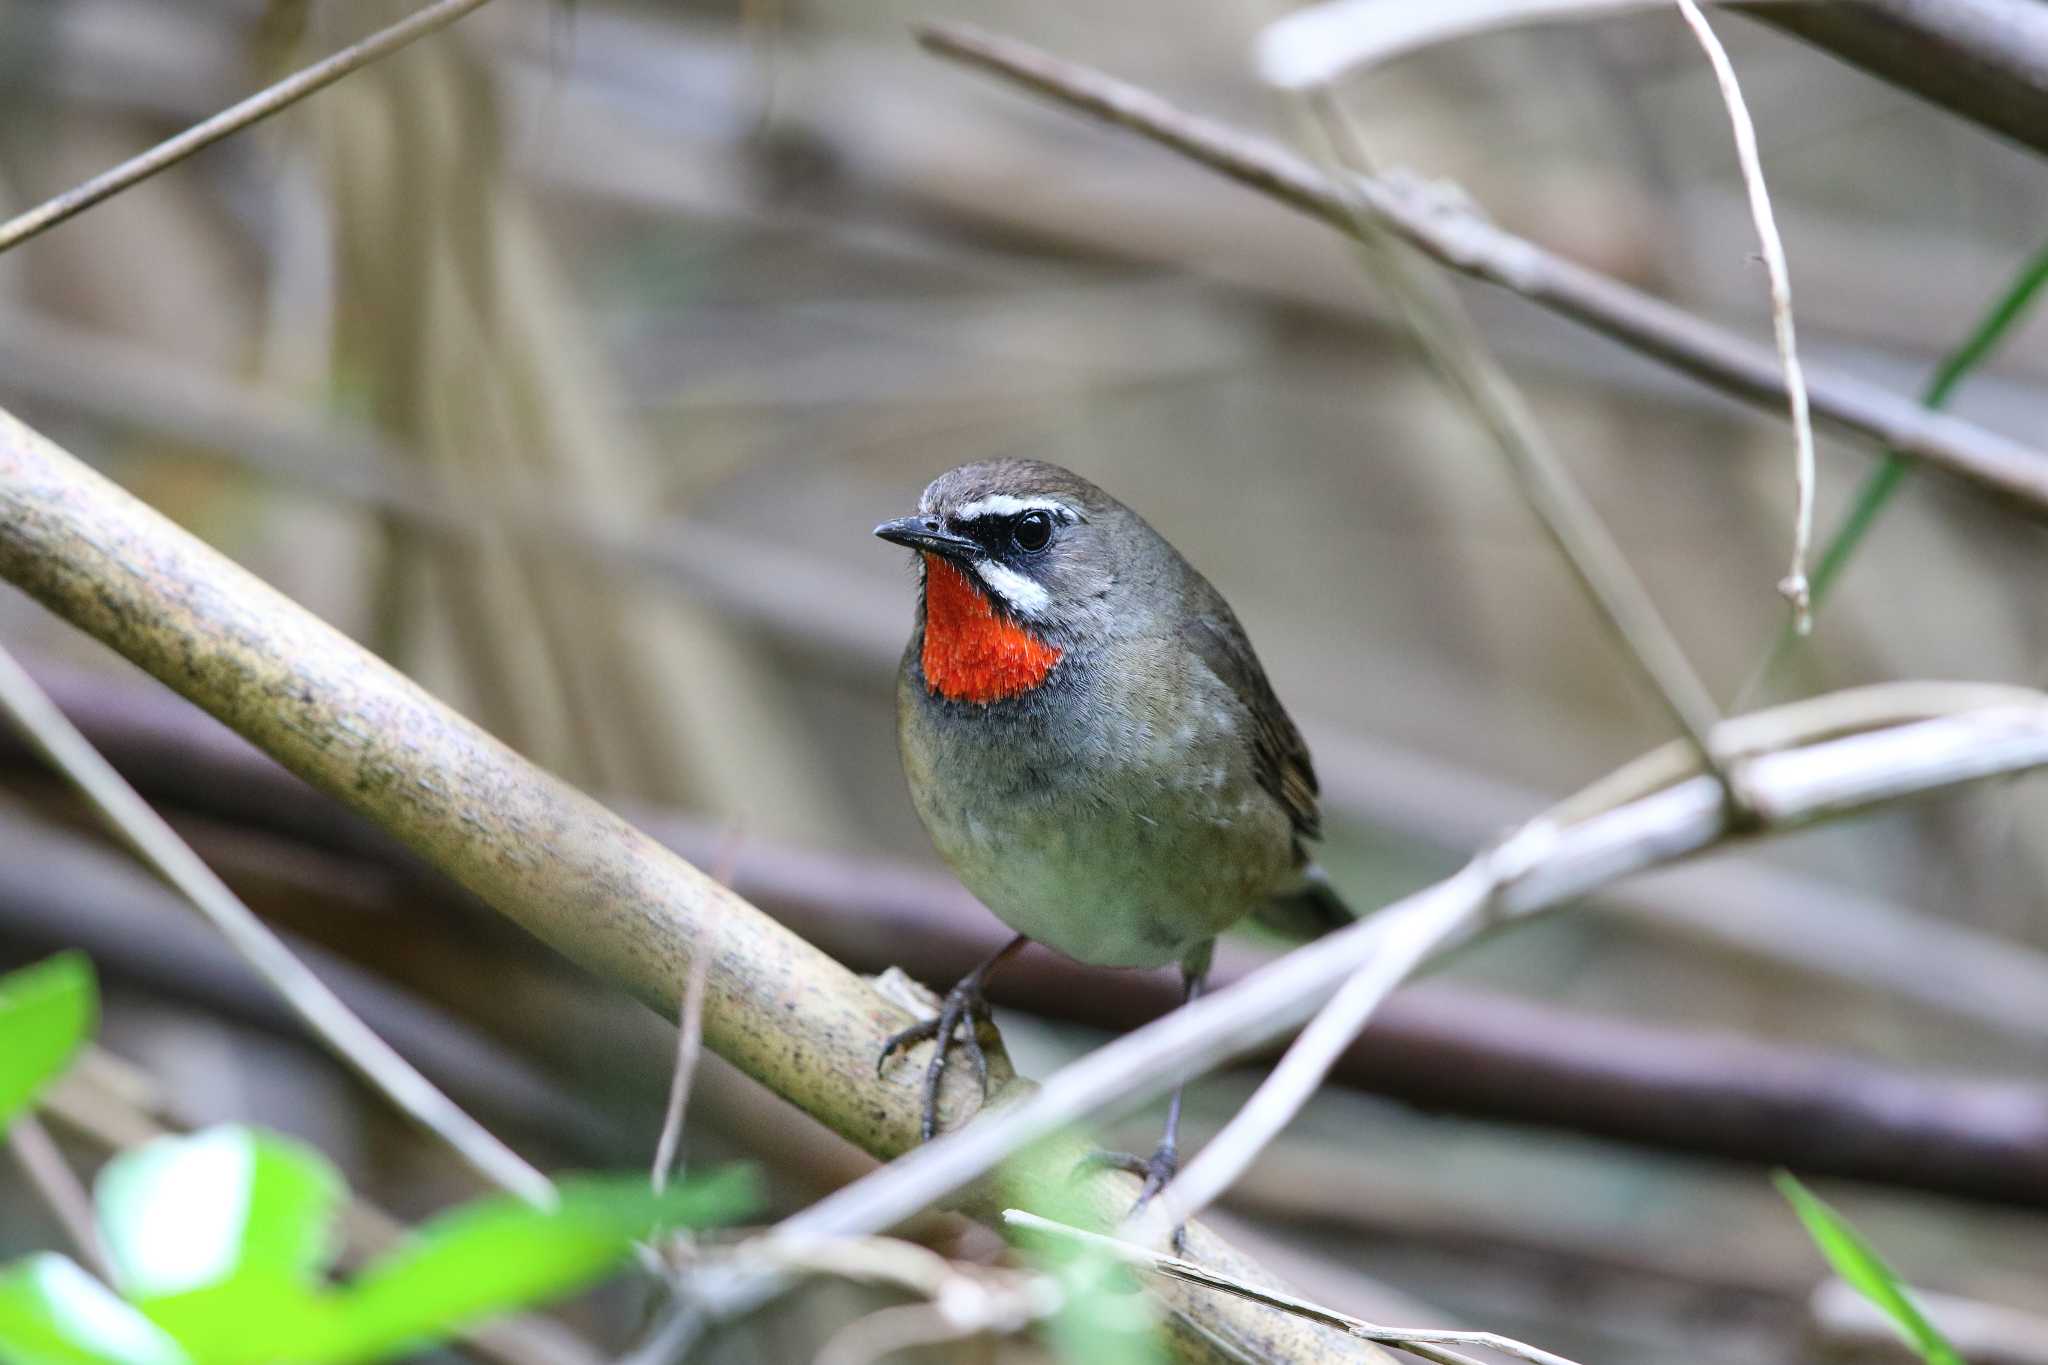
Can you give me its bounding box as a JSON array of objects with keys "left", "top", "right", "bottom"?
[{"left": 875, "top": 460, "right": 1137, "bottom": 702}]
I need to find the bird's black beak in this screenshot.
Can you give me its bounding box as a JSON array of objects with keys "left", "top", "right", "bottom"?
[{"left": 873, "top": 516, "right": 981, "bottom": 561}]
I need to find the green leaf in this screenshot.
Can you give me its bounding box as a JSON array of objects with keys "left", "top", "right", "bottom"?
[
  {"left": 317, "top": 1167, "right": 758, "bottom": 1363},
  {"left": 0, "top": 1254, "right": 189, "bottom": 1365},
  {"left": 1775, "top": 1171, "right": 1966, "bottom": 1365},
  {"left": 0, "top": 953, "right": 96, "bottom": 1130},
  {"left": 95, "top": 1126, "right": 345, "bottom": 1363},
  {"left": 97, "top": 1126, "right": 344, "bottom": 1298}
]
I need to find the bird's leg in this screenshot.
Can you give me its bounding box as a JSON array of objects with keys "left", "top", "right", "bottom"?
[
  {"left": 1082, "top": 945, "right": 1210, "bottom": 1225},
  {"left": 877, "top": 934, "right": 1029, "bottom": 1141}
]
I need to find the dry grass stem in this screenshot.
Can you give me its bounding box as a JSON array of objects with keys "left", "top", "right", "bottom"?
[
  {"left": 1672, "top": 0, "right": 1818, "bottom": 632},
  {"left": 0, "top": 641, "right": 554, "bottom": 1207},
  {"left": 652, "top": 942, "right": 714, "bottom": 1195},
  {"left": 0, "top": 0, "right": 499, "bottom": 255},
  {"left": 655, "top": 834, "right": 740, "bottom": 1193}
]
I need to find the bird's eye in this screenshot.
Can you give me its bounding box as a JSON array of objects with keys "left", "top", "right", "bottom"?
[{"left": 1013, "top": 510, "right": 1054, "bottom": 553}]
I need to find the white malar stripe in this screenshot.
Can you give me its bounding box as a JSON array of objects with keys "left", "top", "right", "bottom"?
[
  {"left": 972, "top": 559, "right": 1052, "bottom": 615},
  {"left": 952, "top": 495, "right": 1078, "bottom": 524}
]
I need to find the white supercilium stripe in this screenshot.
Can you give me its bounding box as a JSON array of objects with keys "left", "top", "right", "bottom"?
[
  {"left": 972, "top": 559, "right": 1052, "bottom": 615},
  {"left": 951, "top": 495, "right": 1078, "bottom": 523}
]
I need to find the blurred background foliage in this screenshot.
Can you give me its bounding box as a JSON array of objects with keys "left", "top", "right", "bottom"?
[{"left": 0, "top": 0, "right": 2046, "bottom": 1361}]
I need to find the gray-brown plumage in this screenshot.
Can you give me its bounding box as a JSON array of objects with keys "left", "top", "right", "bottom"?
[{"left": 874, "top": 459, "right": 1351, "bottom": 1190}]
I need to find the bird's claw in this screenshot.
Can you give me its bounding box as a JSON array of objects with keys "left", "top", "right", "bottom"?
[
  {"left": 876, "top": 979, "right": 994, "bottom": 1141},
  {"left": 1076, "top": 1143, "right": 1187, "bottom": 1250}
]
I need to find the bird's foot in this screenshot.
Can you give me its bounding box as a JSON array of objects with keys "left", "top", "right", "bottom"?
[
  {"left": 1077, "top": 1143, "right": 1188, "bottom": 1250},
  {"left": 876, "top": 977, "right": 995, "bottom": 1142}
]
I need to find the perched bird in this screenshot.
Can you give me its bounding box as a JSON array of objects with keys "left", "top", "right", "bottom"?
[{"left": 874, "top": 459, "right": 1348, "bottom": 1200}]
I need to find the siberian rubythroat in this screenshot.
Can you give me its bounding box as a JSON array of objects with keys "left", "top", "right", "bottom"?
[{"left": 875, "top": 460, "right": 1349, "bottom": 1200}]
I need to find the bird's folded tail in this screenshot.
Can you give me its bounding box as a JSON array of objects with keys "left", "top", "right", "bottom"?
[{"left": 1251, "top": 863, "right": 1358, "bottom": 943}]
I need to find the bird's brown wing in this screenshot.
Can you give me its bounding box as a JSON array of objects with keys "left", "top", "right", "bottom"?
[{"left": 1180, "top": 612, "right": 1322, "bottom": 847}]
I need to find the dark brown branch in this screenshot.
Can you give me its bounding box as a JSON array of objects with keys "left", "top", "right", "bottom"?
[
  {"left": 913, "top": 22, "right": 2048, "bottom": 516},
  {"left": 11, "top": 661, "right": 2046, "bottom": 1210},
  {"left": 1739, "top": 0, "right": 2048, "bottom": 159}
]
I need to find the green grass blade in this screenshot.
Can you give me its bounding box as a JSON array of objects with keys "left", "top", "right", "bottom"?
[
  {"left": 1812, "top": 237, "right": 2048, "bottom": 606},
  {"left": 1747, "top": 237, "right": 2048, "bottom": 700},
  {"left": 1774, "top": 1171, "right": 1965, "bottom": 1365}
]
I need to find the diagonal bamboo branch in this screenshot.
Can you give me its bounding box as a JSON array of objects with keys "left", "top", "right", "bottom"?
[
  {"left": 0, "top": 404, "right": 1383, "bottom": 1365},
  {"left": 913, "top": 22, "right": 2048, "bottom": 517}
]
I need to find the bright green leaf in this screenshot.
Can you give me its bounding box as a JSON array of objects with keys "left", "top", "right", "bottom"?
[
  {"left": 93, "top": 1126, "right": 345, "bottom": 1363},
  {"left": 96, "top": 1125, "right": 344, "bottom": 1301},
  {"left": 1775, "top": 1171, "right": 1966, "bottom": 1365},
  {"left": 317, "top": 1166, "right": 758, "bottom": 1364},
  {"left": 0, "top": 1254, "right": 189, "bottom": 1365},
  {"left": 0, "top": 953, "right": 96, "bottom": 1130},
  {"left": 137, "top": 1278, "right": 342, "bottom": 1365}
]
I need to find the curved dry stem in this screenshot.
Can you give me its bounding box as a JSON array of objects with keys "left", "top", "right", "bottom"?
[{"left": 1671, "top": 0, "right": 1817, "bottom": 633}]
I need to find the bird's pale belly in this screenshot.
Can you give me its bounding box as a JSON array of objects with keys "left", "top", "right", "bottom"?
[{"left": 908, "top": 757, "right": 1293, "bottom": 969}]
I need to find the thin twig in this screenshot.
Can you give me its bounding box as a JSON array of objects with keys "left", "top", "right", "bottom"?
[
  {"left": 652, "top": 830, "right": 741, "bottom": 1194},
  {"left": 913, "top": 23, "right": 2048, "bottom": 517},
  {"left": 7, "top": 1117, "right": 112, "bottom": 1282},
  {"left": 0, "top": 0, "right": 499, "bottom": 255},
  {"left": 0, "top": 642, "right": 553, "bottom": 1207},
  {"left": 1672, "top": 0, "right": 1818, "bottom": 633},
  {"left": 1005, "top": 1210, "right": 1583, "bottom": 1365},
  {"left": 652, "top": 947, "right": 712, "bottom": 1195}
]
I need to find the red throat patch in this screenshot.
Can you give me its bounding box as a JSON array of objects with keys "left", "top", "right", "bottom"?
[{"left": 920, "top": 554, "right": 1063, "bottom": 703}]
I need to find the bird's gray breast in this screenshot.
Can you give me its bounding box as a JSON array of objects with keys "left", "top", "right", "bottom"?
[{"left": 897, "top": 638, "right": 1294, "bottom": 969}]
